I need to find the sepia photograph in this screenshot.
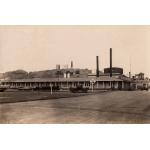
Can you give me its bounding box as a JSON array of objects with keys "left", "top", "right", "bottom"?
[
  {"left": 0, "top": 25, "right": 150, "bottom": 124},
  {"left": 1, "top": 0, "right": 150, "bottom": 150}
]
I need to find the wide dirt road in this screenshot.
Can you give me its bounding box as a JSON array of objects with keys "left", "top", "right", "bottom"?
[{"left": 0, "top": 91, "right": 150, "bottom": 123}]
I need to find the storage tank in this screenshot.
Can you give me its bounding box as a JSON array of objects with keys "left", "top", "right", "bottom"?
[{"left": 104, "top": 67, "right": 123, "bottom": 75}]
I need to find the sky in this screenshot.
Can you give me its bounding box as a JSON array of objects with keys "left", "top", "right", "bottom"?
[{"left": 0, "top": 25, "right": 150, "bottom": 77}]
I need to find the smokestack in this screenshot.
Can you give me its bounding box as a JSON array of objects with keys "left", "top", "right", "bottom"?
[
  {"left": 96, "top": 56, "right": 99, "bottom": 77},
  {"left": 129, "top": 72, "right": 131, "bottom": 78},
  {"left": 110, "top": 48, "right": 112, "bottom": 77},
  {"left": 71, "top": 61, "right": 73, "bottom": 68},
  {"left": 56, "top": 64, "right": 60, "bottom": 70}
]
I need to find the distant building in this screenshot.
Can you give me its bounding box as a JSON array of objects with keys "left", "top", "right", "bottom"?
[
  {"left": 27, "top": 68, "right": 92, "bottom": 79},
  {"left": 60, "top": 68, "right": 92, "bottom": 78},
  {"left": 3, "top": 70, "right": 28, "bottom": 79},
  {"left": 56, "top": 64, "right": 60, "bottom": 70},
  {"left": 134, "top": 73, "right": 145, "bottom": 80},
  {"left": 131, "top": 72, "right": 150, "bottom": 90}
]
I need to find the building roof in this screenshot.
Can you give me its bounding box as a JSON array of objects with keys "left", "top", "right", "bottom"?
[{"left": 1, "top": 76, "right": 123, "bottom": 83}]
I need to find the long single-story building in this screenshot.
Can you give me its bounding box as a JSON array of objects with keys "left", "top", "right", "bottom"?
[{"left": 0, "top": 76, "right": 131, "bottom": 90}]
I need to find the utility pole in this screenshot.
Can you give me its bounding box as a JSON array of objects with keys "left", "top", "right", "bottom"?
[{"left": 129, "top": 56, "right": 132, "bottom": 78}]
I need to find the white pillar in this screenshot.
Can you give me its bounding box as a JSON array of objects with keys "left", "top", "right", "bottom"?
[
  {"left": 116, "top": 82, "right": 118, "bottom": 89},
  {"left": 50, "top": 84, "right": 52, "bottom": 95},
  {"left": 64, "top": 73, "right": 67, "bottom": 78},
  {"left": 92, "top": 83, "right": 94, "bottom": 92},
  {"left": 67, "top": 73, "right": 70, "bottom": 78},
  {"left": 103, "top": 82, "right": 105, "bottom": 89},
  {"left": 135, "top": 84, "right": 137, "bottom": 90},
  {"left": 122, "top": 81, "right": 124, "bottom": 89},
  {"left": 39, "top": 83, "right": 41, "bottom": 87}
]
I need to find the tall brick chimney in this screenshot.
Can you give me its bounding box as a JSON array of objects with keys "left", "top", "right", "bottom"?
[
  {"left": 96, "top": 56, "right": 99, "bottom": 77},
  {"left": 71, "top": 61, "right": 73, "bottom": 68},
  {"left": 110, "top": 48, "right": 112, "bottom": 77}
]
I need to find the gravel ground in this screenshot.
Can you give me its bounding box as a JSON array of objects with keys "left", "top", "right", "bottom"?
[{"left": 0, "top": 90, "right": 150, "bottom": 124}]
